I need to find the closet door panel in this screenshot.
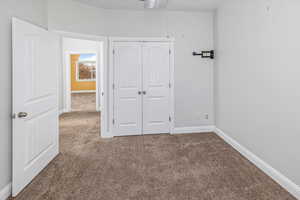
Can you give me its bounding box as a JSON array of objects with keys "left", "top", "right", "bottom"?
[
  {"left": 142, "top": 43, "right": 171, "bottom": 134},
  {"left": 113, "top": 42, "right": 142, "bottom": 136}
]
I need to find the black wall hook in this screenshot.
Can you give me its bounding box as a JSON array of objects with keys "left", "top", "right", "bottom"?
[{"left": 193, "top": 50, "right": 214, "bottom": 59}]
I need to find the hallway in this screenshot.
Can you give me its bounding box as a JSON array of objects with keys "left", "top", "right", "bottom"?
[{"left": 71, "top": 93, "right": 96, "bottom": 112}]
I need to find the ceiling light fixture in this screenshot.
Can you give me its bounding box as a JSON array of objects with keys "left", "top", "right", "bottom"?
[{"left": 141, "top": 0, "right": 159, "bottom": 9}]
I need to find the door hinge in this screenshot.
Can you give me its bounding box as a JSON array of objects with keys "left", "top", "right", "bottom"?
[
  {"left": 169, "top": 116, "right": 172, "bottom": 122},
  {"left": 169, "top": 83, "right": 171, "bottom": 88},
  {"left": 113, "top": 49, "right": 115, "bottom": 54},
  {"left": 169, "top": 49, "right": 171, "bottom": 54},
  {"left": 112, "top": 119, "right": 115, "bottom": 125},
  {"left": 112, "top": 84, "right": 115, "bottom": 90}
]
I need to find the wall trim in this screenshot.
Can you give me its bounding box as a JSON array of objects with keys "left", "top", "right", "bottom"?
[
  {"left": 0, "top": 183, "right": 11, "bottom": 200},
  {"left": 172, "top": 126, "right": 215, "bottom": 134},
  {"left": 71, "top": 90, "right": 96, "bottom": 94},
  {"left": 59, "top": 109, "right": 68, "bottom": 115},
  {"left": 96, "top": 106, "right": 101, "bottom": 112},
  {"left": 101, "top": 134, "right": 113, "bottom": 139},
  {"left": 214, "top": 128, "right": 300, "bottom": 200}
]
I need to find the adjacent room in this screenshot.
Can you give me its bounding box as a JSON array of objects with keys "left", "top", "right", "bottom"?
[
  {"left": 70, "top": 53, "right": 97, "bottom": 111},
  {"left": 1, "top": 0, "right": 300, "bottom": 200},
  {"left": 61, "top": 37, "right": 103, "bottom": 113}
]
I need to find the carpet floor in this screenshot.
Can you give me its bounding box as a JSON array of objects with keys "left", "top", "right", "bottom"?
[
  {"left": 71, "top": 93, "right": 96, "bottom": 111},
  {"left": 12, "top": 112, "right": 295, "bottom": 200}
]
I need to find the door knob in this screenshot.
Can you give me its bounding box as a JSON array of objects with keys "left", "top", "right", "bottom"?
[
  {"left": 18, "top": 112, "right": 28, "bottom": 118},
  {"left": 142, "top": 91, "right": 146, "bottom": 95},
  {"left": 138, "top": 91, "right": 142, "bottom": 95}
]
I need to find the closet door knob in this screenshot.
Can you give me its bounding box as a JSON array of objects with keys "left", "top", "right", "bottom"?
[
  {"left": 142, "top": 91, "right": 146, "bottom": 95},
  {"left": 138, "top": 91, "right": 142, "bottom": 95}
]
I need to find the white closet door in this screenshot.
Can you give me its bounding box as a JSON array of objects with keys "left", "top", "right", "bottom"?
[
  {"left": 142, "top": 43, "right": 171, "bottom": 134},
  {"left": 113, "top": 42, "right": 142, "bottom": 136}
]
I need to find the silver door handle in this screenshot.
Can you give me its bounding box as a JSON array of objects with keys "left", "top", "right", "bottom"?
[
  {"left": 142, "top": 91, "right": 146, "bottom": 95},
  {"left": 18, "top": 112, "right": 28, "bottom": 118},
  {"left": 138, "top": 91, "right": 142, "bottom": 95}
]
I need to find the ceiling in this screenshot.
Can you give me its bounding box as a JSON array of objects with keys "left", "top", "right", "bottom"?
[{"left": 72, "top": 0, "right": 224, "bottom": 11}]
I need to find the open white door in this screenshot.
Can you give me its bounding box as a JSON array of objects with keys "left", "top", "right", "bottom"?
[{"left": 12, "top": 18, "right": 60, "bottom": 196}]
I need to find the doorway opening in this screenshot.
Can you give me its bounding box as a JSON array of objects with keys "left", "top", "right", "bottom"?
[
  {"left": 70, "top": 53, "right": 97, "bottom": 112},
  {"left": 58, "top": 33, "right": 108, "bottom": 138},
  {"left": 63, "top": 37, "right": 103, "bottom": 113}
]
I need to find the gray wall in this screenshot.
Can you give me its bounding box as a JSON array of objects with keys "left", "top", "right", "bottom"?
[
  {"left": 0, "top": 0, "right": 48, "bottom": 192},
  {"left": 215, "top": 0, "right": 300, "bottom": 186},
  {"left": 48, "top": 0, "right": 215, "bottom": 128}
]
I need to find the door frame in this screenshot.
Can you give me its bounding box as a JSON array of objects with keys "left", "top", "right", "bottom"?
[
  {"left": 53, "top": 31, "right": 109, "bottom": 138},
  {"left": 109, "top": 37, "right": 175, "bottom": 137}
]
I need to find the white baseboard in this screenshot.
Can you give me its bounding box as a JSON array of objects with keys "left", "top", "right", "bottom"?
[
  {"left": 101, "top": 131, "right": 113, "bottom": 139},
  {"left": 101, "top": 135, "right": 113, "bottom": 139},
  {"left": 71, "top": 90, "right": 96, "bottom": 94},
  {"left": 172, "top": 126, "right": 215, "bottom": 134},
  {"left": 0, "top": 183, "right": 11, "bottom": 200},
  {"left": 214, "top": 128, "right": 300, "bottom": 200},
  {"left": 59, "top": 109, "right": 68, "bottom": 115}
]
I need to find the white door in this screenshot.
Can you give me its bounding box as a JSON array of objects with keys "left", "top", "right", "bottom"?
[
  {"left": 142, "top": 43, "right": 171, "bottom": 134},
  {"left": 12, "top": 18, "right": 60, "bottom": 196},
  {"left": 113, "top": 42, "right": 142, "bottom": 136}
]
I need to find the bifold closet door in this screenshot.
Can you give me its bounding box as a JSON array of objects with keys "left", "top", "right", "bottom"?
[
  {"left": 113, "top": 42, "right": 142, "bottom": 136},
  {"left": 142, "top": 43, "right": 171, "bottom": 134}
]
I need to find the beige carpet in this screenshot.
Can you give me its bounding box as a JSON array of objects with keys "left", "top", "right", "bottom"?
[
  {"left": 71, "top": 93, "right": 96, "bottom": 111},
  {"left": 11, "top": 112, "right": 295, "bottom": 200}
]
